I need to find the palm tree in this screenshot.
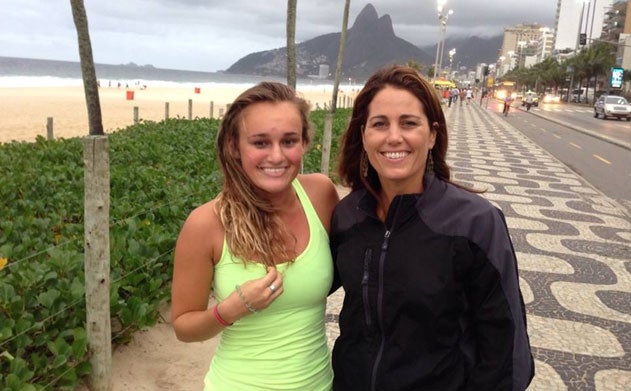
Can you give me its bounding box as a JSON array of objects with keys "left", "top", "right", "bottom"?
[
  {"left": 405, "top": 60, "right": 423, "bottom": 74},
  {"left": 286, "top": 0, "right": 297, "bottom": 89},
  {"left": 330, "top": 0, "right": 350, "bottom": 113},
  {"left": 70, "top": 0, "right": 103, "bottom": 135}
]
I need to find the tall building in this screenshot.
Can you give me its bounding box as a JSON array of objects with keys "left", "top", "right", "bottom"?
[
  {"left": 537, "top": 28, "right": 556, "bottom": 62},
  {"left": 497, "top": 24, "right": 551, "bottom": 75},
  {"left": 498, "top": 23, "right": 546, "bottom": 74},
  {"left": 553, "top": 0, "right": 614, "bottom": 52}
]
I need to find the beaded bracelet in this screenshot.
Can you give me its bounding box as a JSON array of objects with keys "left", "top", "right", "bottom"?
[
  {"left": 212, "top": 304, "right": 233, "bottom": 327},
  {"left": 235, "top": 284, "right": 258, "bottom": 313}
]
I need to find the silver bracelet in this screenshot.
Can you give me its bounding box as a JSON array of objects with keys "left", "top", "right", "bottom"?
[{"left": 235, "top": 284, "right": 258, "bottom": 313}]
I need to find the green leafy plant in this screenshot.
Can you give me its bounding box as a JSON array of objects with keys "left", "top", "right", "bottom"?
[{"left": 0, "top": 109, "right": 350, "bottom": 389}]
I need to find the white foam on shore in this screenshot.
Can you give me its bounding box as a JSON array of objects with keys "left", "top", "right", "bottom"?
[{"left": 0, "top": 75, "right": 362, "bottom": 92}]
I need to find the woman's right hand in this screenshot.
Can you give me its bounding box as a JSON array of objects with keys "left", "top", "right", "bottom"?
[{"left": 219, "top": 267, "right": 284, "bottom": 323}]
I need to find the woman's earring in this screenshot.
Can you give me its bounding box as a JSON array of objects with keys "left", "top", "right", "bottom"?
[
  {"left": 426, "top": 149, "right": 434, "bottom": 174},
  {"left": 360, "top": 151, "right": 369, "bottom": 177}
]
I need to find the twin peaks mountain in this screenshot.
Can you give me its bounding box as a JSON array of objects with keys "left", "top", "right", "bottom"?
[
  {"left": 225, "top": 3, "right": 501, "bottom": 80},
  {"left": 225, "top": 4, "right": 433, "bottom": 80}
]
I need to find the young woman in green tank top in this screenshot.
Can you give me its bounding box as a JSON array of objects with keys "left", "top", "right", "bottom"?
[{"left": 171, "top": 82, "right": 339, "bottom": 390}]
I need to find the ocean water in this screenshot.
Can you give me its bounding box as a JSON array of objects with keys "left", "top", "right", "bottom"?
[{"left": 0, "top": 56, "right": 341, "bottom": 91}]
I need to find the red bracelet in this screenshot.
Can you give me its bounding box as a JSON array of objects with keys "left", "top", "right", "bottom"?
[{"left": 213, "top": 304, "right": 233, "bottom": 327}]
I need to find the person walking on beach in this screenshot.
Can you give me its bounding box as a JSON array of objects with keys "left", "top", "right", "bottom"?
[
  {"left": 171, "top": 82, "right": 339, "bottom": 390},
  {"left": 329, "top": 65, "right": 534, "bottom": 390}
]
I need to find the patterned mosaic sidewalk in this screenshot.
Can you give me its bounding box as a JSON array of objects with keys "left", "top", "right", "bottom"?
[{"left": 325, "top": 102, "right": 631, "bottom": 391}]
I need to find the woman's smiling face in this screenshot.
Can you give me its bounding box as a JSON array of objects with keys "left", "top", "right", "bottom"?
[
  {"left": 236, "top": 101, "right": 305, "bottom": 195},
  {"left": 362, "top": 85, "right": 436, "bottom": 194}
]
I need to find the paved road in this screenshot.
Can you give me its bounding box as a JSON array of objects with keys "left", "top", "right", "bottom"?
[
  {"left": 326, "top": 100, "right": 631, "bottom": 390},
  {"left": 511, "top": 101, "right": 631, "bottom": 151}
]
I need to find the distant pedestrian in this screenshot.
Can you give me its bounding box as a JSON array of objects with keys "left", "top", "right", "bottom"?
[
  {"left": 466, "top": 88, "right": 473, "bottom": 104},
  {"left": 525, "top": 92, "right": 534, "bottom": 111},
  {"left": 503, "top": 94, "right": 513, "bottom": 116},
  {"left": 448, "top": 87, "right": 459, "bottom": 108}
]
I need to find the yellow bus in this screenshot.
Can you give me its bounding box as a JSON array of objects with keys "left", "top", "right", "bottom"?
[{"left": 494, "top": 81, "right": 517, "bottom": 100}]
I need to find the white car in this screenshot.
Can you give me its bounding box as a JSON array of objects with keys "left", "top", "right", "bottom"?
[
  {"left": 542, "top": 94, "right": 561, "bottom": 103},
  {"left": 593, "top": 95, "right": 631, "bottom": 121}
]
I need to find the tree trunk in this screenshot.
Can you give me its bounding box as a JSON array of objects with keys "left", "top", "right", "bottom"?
[
  {"left": 330, "top": 0, "right": 350, "bottom": 113},
  {"left": 70, "top": 0, "right": 103, "bottom": 135},
  {"left": 69, "top": 2, "right": 111, "bottom": 390},
  {"left": 286, "top": 0, "right": 297, "bottom": 90}
]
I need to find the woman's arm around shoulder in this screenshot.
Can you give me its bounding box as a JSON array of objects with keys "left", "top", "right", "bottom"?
[
  {"left": 170, "top": 199, "right": 226, "bottom": 342},
  {"left": 298, "top": 173, "right": 340, "bottom": 233}
]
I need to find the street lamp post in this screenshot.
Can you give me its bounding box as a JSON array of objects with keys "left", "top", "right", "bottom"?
[
  {"left": 432, "top": 1, "right": 453, "bottom": 81},
  {"left": 448, "top": 48, "right": 456, "bottom": 75}
]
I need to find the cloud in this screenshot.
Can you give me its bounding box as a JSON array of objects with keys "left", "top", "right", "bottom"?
[{"left": 0, "top": 0, "right": 557, "bottom": 72}]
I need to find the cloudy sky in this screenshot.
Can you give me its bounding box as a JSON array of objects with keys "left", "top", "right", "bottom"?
[{"left": 1, "top": 0, "right": 556, "bottom": 72}]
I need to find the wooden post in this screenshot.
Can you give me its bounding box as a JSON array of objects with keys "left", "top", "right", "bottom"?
[
  {"left": 188, "top": 99, "right": 193, "bottom": 120},
  {"left": 83, "top": 135, "right": 111, "bottom": 391},
  {"left": 133, "top": 106, "right": 139, "bottom": 124},
  {"left": 210, "top": 101, "right": 214, "bottom": 119},
  {"left": 320, "top": 113, "right": 333, "bottom": 175},
  {"left": 165, "top": 102, "right": 170, "bottom": 120},
  {"left": 46, "top": 117, "right": 54, "bottom": 140}
]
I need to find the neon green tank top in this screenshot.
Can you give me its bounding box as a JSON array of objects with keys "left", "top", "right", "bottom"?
[{"left": 205, "top": 179, "right": 333, "bottom": 391}]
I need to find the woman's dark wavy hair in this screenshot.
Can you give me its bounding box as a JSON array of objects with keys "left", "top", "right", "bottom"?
[{"left": 338, "top": 65, "right": 454, "bottom": 195}]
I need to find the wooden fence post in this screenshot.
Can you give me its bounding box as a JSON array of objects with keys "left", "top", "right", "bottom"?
[
  {"left": 320, "top": 113, "right": 333, "bottom": 175},
  {"left": 133, "top": 107, "right": 139, "bottom": 124},
  {"left": 46, "top": 117, "right": 54, "bottom": 140},
  {"left": 210, "top": 101, "right": 214, "bottom": 119},
  {"left": 188, "top": 99, "right": 193, "bottom": 120},
  {"left": 83, "top": 135, "right": 112, "bottom": 391},
  {"left": 165, "top": 102, "right": 170, "bottom": 120}
]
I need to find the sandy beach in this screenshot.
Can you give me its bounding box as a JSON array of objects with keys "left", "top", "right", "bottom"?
[
  {"left": 75, "top": 304, "right": 218, "bottom": 391},
  {"left": 0, "top": 83, "right": 356, "bottom": 144}
]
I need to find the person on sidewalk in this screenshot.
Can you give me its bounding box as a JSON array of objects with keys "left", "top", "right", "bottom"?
[
  {"left": 171, "top": 82, "right": 339, "bottom": 390},
  {"left": 503, "top": 93, "right": 513, "bottom": 116},
  {"left": 330, "top": 65, "right": 534, "bottom": 390}
]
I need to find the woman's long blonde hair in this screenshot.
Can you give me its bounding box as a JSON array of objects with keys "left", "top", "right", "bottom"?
[{"left": 215, "top": 82, "right": 311, "bottom": 267}]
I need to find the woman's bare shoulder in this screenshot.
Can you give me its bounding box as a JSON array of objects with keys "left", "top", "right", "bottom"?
[
  {"left": 297, "top": 174, "right": 339, "bottom": 231},
  {"left": 179, "top": 198, "right": 224, "bottom": 261}
]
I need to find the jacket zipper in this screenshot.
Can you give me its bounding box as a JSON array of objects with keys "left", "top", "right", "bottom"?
[
  {"left": 368, "top": 195, "right": 404, "bottom": 391},
  {"left": 361, "top": 248, "right": 373, "bottom": 327},
  {"left": 369, "top": 229, "right": 391, "bottom": 391}
]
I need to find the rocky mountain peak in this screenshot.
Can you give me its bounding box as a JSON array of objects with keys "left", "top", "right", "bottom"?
[
  {"left": 351, "top": 4, "right": 395, "bottom": 38},
  {"left": 350, "top": 3, "right": 379, "bottom": 30}
]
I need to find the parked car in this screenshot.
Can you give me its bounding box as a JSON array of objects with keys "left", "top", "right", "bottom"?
[{"left": 593, "top": 95, "right": 631, "bottom": 121}]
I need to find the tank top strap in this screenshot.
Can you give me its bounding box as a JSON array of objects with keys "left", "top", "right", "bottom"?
[{"left": 292, "top": 178, "right": 326, "bottom": 236}]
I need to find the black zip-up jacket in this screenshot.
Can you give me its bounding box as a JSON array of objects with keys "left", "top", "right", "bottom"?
[{"left": 330, "top": 174, "right": 534, "bottom": 391}]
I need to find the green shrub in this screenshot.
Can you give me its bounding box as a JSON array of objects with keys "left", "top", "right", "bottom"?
[{"left": 0, "top": 109, "right": 350, "bottom": 389}]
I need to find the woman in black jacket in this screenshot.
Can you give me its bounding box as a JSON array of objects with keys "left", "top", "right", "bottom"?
[{"left": 330, "top": 65, "right": 534, "bottom": 391}]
